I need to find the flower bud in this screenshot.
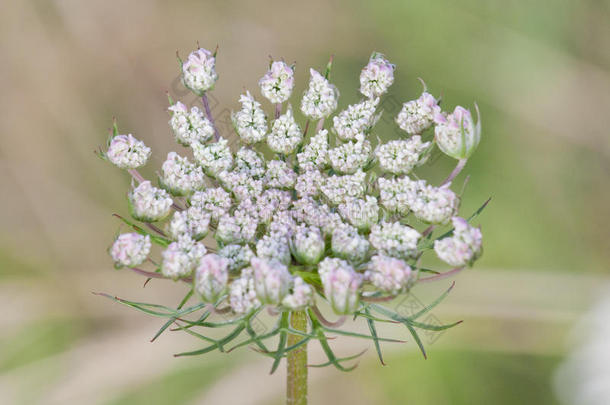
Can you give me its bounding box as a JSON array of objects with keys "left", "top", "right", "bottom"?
[
  {"left": 338, "top": 196, "right": 379, "bottom": 231},
  {"left": 359, "top": 52, "right": 395, "bottom": 98},
  {"left": 106, "top": 134, "right": 151, "bottom": 169},
  {"left": 369, "top": 221, "right": 420, "bottom": 259},
  {"left": 168, "top": 102, "right": 214, "bottom": 146},
  {"left": 300, "top": 68, "right": 339, "bottom": 119},
  {"left": 250, "top": 257, "right": 292, "bottom": 305},
  {"left": 318, "top": 258, "right": 363, "bottom": 314},
  {"left": 259, "top": 61, "right": 295, "bottom": 104},
  {"left": 256, "top": 234, "right": 291, "bottom": 265},
  {"left": 110, "top": 233, "right": 151, "bottom": 268},
  {"left": 128, "top": 181, "right": 173, "bottom": 222},
  {"left": 194, "top": 254, "right": 230, "bottom": 303},
  {"left": 161, "top": 235, "right": 207, "bottom": 279},
  {"left": 181, "top": 48, "right": 218, "bottom": 95},
  {"left": 291, "top": 225, "right": 325, "bottom": 265},
  {"left": 192, "top": 138, "right": 233, "bottom": 178},
  {"left": 434, "top": 105, "right": 481, "bottom": 160},
  {"left": 159, "top": 152, "right": 205, "bottom": 196},
  {"left": 365, "top": 255, "right": 411, "bottom": 294},
  {"left": 229, "top": 267, "right": 261, "bottom": 314},
  {"left": 232, "top": 91, "right": 268, "bottom": 145},
  {"left": 267, "top": 106, "right": 302, "bottom": 155},
  {"left": 218, "top": 244, "right": 255, "bottom": 272},
  {"left": 282, "top": 276, "right": 314, "bottom": 310},
  {"left": 434, "top": 217, "right": 483, "bottom": 267},
  {"left": 396, "top": 92, "right": 440, "bottom": 135},
  {"left": 167, "top": 206, "right": 211, "bottom": 241},
  {"left": 331, "top": 224, "right": 370, "bottom": 263}
]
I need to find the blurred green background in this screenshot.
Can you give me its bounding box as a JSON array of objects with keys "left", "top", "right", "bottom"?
[{"left": 1, "top": 0, "right": 609, "bottom": 404}]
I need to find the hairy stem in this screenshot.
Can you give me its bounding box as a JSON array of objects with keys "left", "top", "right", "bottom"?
[{"left": 287, "top": 310, "right": 308, "bottom": 405}]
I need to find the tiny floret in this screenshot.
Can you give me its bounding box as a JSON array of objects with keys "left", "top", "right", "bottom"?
[
  {"left": 396, "top": 92, "right": 441, "bottom": 135},
  {"left": 434, "top": 217, "right": 483, "bottom": 266},
  {"left": 318, "top": 258, "right": 363, "bottom": 315},
  {"left": 359, "top": 52, "right": 395, "bottom": 98},
  {"left": 194, "top": 254, "right": 230, "bottom": 303},
  {"left": 181, "top": 48, "right": 218, "bottom": 95},
  {"left": 110, "top": 233, "right": 151, "bottom": 268},
  {"left": 434, "top": 105, "right": 481, "bottom": 160},
  {"left": 107, "top": 134, "right": 151, "bottom": 169},
  {"left": 300, "top": 69, "right": 339, "bottom": 119},
  {"left": 365, "top": 255, "right": 411, "bottom": 294},
  {"left": 232, "top": 91, "right": 268, "bottom": 144},
  {"left": 168, "top": 102, "right": 214, "bottom": 146},
  {"left": 259, "top": 61, "right": 295, "bottom": 104},
  {"left": 128, "top": 181, "right": 173, "bottom": 222}
]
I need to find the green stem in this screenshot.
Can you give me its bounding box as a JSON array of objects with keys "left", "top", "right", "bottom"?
[{"left": 287, "top": 310, "right": 308, "bottom": 405}]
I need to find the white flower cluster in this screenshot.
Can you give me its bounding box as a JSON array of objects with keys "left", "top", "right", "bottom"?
[
  {"left": 168, "top": 102, "right": 214, "bottom": 146},
  {"left": 107, "top": 134, "right": 151, "bottom": 169},
  {"left": 434, "top": 217, "right": 482, "bottom": 266},
  {"left": 160, "top": 152, "right": 205, "bottom": 196},
  {"left": 110, "top": 233, "right": 151, "bottom": 268},
  {"left": 232, "top": 92, "right": 267, "bottom": 144},
  {"left": 300, "top": 69, "right": 339, "bottom": 119},
  {"left": 105, "top": 48, "right": 484, "bottom": 320},
  {"left": 259, "top": 61, "right": 295, "bottom": 104}
]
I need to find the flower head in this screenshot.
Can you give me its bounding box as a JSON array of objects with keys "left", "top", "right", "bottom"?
[
  {"left": 189, "top": 187, "right": 232, "bottom": 223},
  {"left": 365, "top": 255, "right": 411, "bottom": 294},
  {"left": 301, "top": 69, "right": 339, "bottom": 119},
  {"left": 161, "top": 235, "right": 207, "bottom": 279},
  {"left": 376, "top": 136, "right": 431, "bottom": 175},
  {"left": 110, "top": 233, "right": 151, "bottom": 268},
  {"left": 194, "top": 254, "right": 230, "bottom": 302},
  {"left": 218, "top": 244, "right": 255, "bottom": 272},
  {"left": 192, "top": 138, "right": 233, "bottom": 177},
  {"left": 319, "top": 258, "right": 363, "bottom": 314},
  {"left": 251, "top": 257, "right": 292, "bottom": 305},
  {"left": 396, "top": 92, "right": 441, "bottom": 135},
  {"left": 331, "top": 224, "right": 370, "bottom": 263},
  {"left": 128, "top": 181, "right": 173, "bottom": 222},
  {"left": 168, "top": 102, "right": 214, "bottom": 146},
  {"left": 434, "top": 217, "right": 483, "bottom": 266},
  {"left": 434, "top": 105, "right": 481, "bottom": 160},
  {"left": 268, "top": 106, "right": 302, "bottom": 154},
  {"left": 282, "top": 276, "right": 314, "bottom": 310},
  {"left": 291, "top": 225, "right": 325, "bottom": 265},
  {"left": 182, "top": 48, "right": 218, "bottom": 95},
  {"left": 329, "top": 139, "right": 372, "bottom": 174},
  {"left": 297, "top": 129, "right": 329, "bottom": 170},
  {"left": 265, "top": 160, "right": 297, "bottom": 189},
  {"left": 107, "top": 134, "right": 151, "bottom": 169},
  {"left": 167, "top": 206, "right": 211, "bottom": 241},
  {"left": 259, "top": 61, "right": 295, "bottom": 104},
  {"left": 332, "top": 98, "right": 379, "bottom": 141},
  {"left": 232, "top": 92, "right": 268, "bottom": 144},
  {"left": 360, "top": 52, "right": 395, "bottom": 98},
  {"left": 338, "top": 196, "right": 379, "bottom": 231},
  {"left": 160, "top": 152, "right": 205, "bottom": 196},
  {"left": 369, "top": 221, "right": 420, "bottom": 259},
  {"left": 229, "top": 267, "right": 261, "bottom": 314}
]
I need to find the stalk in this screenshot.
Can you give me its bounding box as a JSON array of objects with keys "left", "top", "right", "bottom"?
[{"left": 287, "top": 310, "right": 308, "bottom": 405}]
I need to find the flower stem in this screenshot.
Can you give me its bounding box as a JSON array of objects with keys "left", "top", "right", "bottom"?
[
  {"left": 201, "top": 93, "right": 220, "bottom": 141},
  {"left": 287, "top": 310, "right": 308, "bottom": 405},
  {"left": 441, "top": 158, "right": 467, "bottom": 186}
]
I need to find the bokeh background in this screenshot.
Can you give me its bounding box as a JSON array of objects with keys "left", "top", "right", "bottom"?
[{"left": 1, "top": 1, "right": 609, "bottom": 404}]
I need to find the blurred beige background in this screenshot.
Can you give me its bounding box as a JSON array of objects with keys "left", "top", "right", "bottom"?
[{"left": 1, "top": 1, "right": 609, "bottom": 404}]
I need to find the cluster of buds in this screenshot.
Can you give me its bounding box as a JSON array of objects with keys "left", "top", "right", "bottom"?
[{"left": 99, "top": 47, "right": 486, "bottom": 368}]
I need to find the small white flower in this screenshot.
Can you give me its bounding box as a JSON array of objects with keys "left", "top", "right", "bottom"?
[
  {"left": 168, "top": 102, "right": 214, "bottom": 146},
  {"left": 218, "top": 244, "right": 255, "bottom": 272},
  {"left": 181, "top": 48, "right": 218, "bottom": 95},
  {"left": 257, "top": 189, "right": 292, "bottom": 224},
  {"left": 295, "top": 169, "right": 324, "bottom": 198},
  {"left": 291, "top": 225, "right": 325, "bottom": 265},
  {"left": 332, "top": 98, "right": 380, "bottom": 141},
  {"left": 365, "top": 255, "right": 411, "bottom": 294},
  {"left": 267, "top": 210, "right": 298, "bottom": 239},
  {"left": 256, "top": 234, "right": 291, "bottom": 265},
  {"left": 320, "top": 170, "right": 367, "bottom": 206},
  {"left": 194, "top": 254, "right": 230, "bottom": 303},
  {"left": 282, "top": 277, "right": 314, "bottom": 310},
  {"left": 110, "top": 233, "right": 151, "bottom": 268},
  {"left": 189, "top": 187, "right": 232, "bottom": 222},
  {"left": 297, "top": 129, "right": 329, "bottom": 170},
  {"left": 265, "top": 160, "right": 297, "bottom": 189},
  {"left": 107, "top": 134, "right": 151, "bottom": 169},
  {"left": 229, "top": 267, "right": 261, "bottom": 314},
  {"left": 160, "top": 152, "right": 205, "bottom": 196},
  {"left": 215, "top": 211, "right": 259, "bottom": 244},
  {"left": 234, "top": 147, "right": 266, "bottom": 179},
  {"left": 331, "top": 224, "right": 370, "bottom": 263},
  {"left": 318, "top": 257, "right": 363, "bottom": 315},
  {"left": 396, "top": 92, "right": 440, "bottom": 135},
  {"left": 129, "top": 181, "right": 173, "bottom": 222},
  {"left": 232, "top": 92, "right": 268, "bottom": 144},
  {"left": 338, "top": 196, "right": 379, "bottom": 231},
  {"left": 434, "top": 217, "right": 482, "bottom": 266},
  {"left": 167, "top": 206, "right": 211, "bottom": 241},
  {"left": 375, "top": 136, "right": 431, "bottom": 175},
  {"left": 192, "top": 138, "right": 233, "bottom": 178},
  {"left": 300, "top": 68, "right": 339, "bottom": 119},
  {"left": 251, "top": 257, "right": 292, "bottom": 305},
  {"left": 360, "top": 52, "right": 395, "bottom": 98},
  {"left": 369, "top": 221, "right": 421, "bottom": 259},
  {"left": 434, "top": 105, "right": 481, "bottom": 160},
  {"left": 218, "top": 170, "right": 264, "bottom": 202},
  {"left": 161, "top": 235, "right": 207, "bottom": 279},
  {"left": 329, "top": 139, "right": 372, "bottom": 174},
  {"left": 409, "top": 183, "right": 459, "bottom": 225},
  {"left": 268, "top": 106, "right": 302, "bottom": 155},
  {"left": 377, "top": 176, "right": 422, "bottom": 215},
  {"left": 259, "top": 61, "right": 295, "bottom": 104}
]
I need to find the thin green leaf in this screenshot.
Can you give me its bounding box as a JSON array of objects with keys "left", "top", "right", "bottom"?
[
  {"left": 113, "top": 214, "right": 172, "bottom": 247},
  {"left": 409, "top": 281, "right": 455, "bottom": 321},
  {"left": 365, "top": 308, "right": 385, "bottom": 366},
  {"left": 408, "top": 319, "right": 463, "bottom": 331},
  {"left": 322, "top": 327, "right": 404, "bottom": 343},
  {"left": 270, "top": 312, "right": 289, "bottom": 374}
]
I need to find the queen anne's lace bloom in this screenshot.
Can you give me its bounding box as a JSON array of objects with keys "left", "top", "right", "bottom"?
[
  {"left": 259, "top": 61, "right": 295, "bottom": 104},
  {"left": 182, "top": 48, "right": 218, "bottom": 95},
  {"left": 216, "top": 211, "right": 258, "bottom": 244},
  {"left": 107, "top": 134, "right": 151, "bottom": 169},
  {"left": 161, "top": 235, "right": 207, "bottom": 279},
  {"left": 265, "top": 160, "right": 296, "bottom": 189},
  {"left": 321, "top": 170, "right": 367, "bottom": 206},
  {"left": 189, "top": 187, "right": 232, "bottom": 222},
  {"left": 434, "top": 217, "right": 482, "bottom": 266},
  {"left": 167, "top": 206, "right": 211, "bottom": 241},
  {"left": 434, "top": 105, "right": 481, "bottom": 160},
  {"left": 332, "top": 98, "right": 379, "bottom": 141},
  {"left": 376, "top": 136, "right": 431, "bottom": 175},
  {"left": 409, "top": 182, "right": 459, "bottom": 225},
  {"left": 365, "top": 255, "right": 411, "bottom": 294},
  {"left": 282, "top": 276, "right": 314, "bottom": 310},
  {"left": 291, "top": 225, "right": 325, "bottom": 265},
  {"left": 319, "top": 258, "right": 363, "bottom": 314},
  {"left": 369, "top": 221, "right": 421, "bottom": 259},
  {"left": 230, "top": 267, "right": 261, "bottom": 314},
  {"left": 257, "top": 189, "right": 292, "bottom": 224},
  {"left": 110, "top": 233, "right": 151, "bottom": 268},
  {"left": 360, "top": 52, "right": 395, "bottom": 98},
  {"left": 329, "top": 139, "right": 372, "bottom": 174},
  {"left": 256, "top": 234, "right": 291, "bottom": 265},
  {"left": 129, "top": 181, "right": 173, "bottom": 222},
  {"left": 232, "top": 92, "right": 268, "bottom": 144},
  {"left": 192, "top": 138, "right": 233, "bottom": 177},
  {"left": 396, "top": 92, "right": 441, "bottom": 135},
  {"left": 251, "top": 257, "right": 292, "bottom": 305},
  {"left": 218, "top": 244, "right": 255, "bottom": 272},
  {"left": 268, "top": 107, "right": 302, "bottom": 154},
  {"left": 160, "top": 152, "right": 205, "bottom": 196},
  {"left": 301, "top": 69, "right": 339, "bottom": 119},
  {"left": 194, "top": 254, "right": 230, "bottom": 302},
  {"left": 168, "top": 102, "right": 214, "bottom": 146},
  {"left": 338, "top": 196, "right": 379, "bottom": 231},
  {"left": 331, "top": 224, "right": 370, "bottom": 263},
  {"left": 295, "top": 169, "right": 324, "bottom": 198},
  {"left": 297, "top": 129, "right": 329, "bottom": 170}
]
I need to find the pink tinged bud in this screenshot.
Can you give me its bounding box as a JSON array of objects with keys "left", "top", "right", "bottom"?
[
  {"left": 181, "top": 48, "right": 218, "bottom": 95},
  {"left": 110, "top": 233, "right": 151, "bottom": 268},
  {"left": 106, "top": 134, "right": 151, "bottom": 169},
  {"left": 291, "top": 225, "right": 325, "bottom": 265},
  {"left": 434, "top": 216, "right": 483, "bottom": 267},
  {"left": 194, "top": 254, "right": 230, "bottom": 303},
  {"left": 359, "top": 52, "right": 395, "bottom": 99},
  {"left": 434, "top": 104, "right": 481, "bottom": 160},
  {"left": 365, "top": 255, "right": 411, "bottom": 295},
  {"left": 128, "top": 181, "right": 173, "bottom": 222},
  {"left": 319, "top": 258, "right": 363, "bottom": 315},
  {"left": 282, "top": 276, "right": 314, "bottom": 310},
  {"left": 250, "top": 257, "right": 292, "bottom": 305},
  {"left": 259, "top": 61, "right": 295, "bottom": 104}
]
